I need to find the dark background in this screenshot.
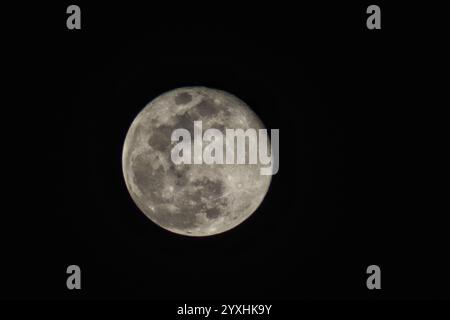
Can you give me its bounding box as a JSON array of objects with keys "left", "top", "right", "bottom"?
[{"left": 2, "top": 1, "right": 448, "bottom": 303}]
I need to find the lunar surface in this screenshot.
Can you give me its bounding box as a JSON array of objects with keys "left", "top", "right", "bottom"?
[{"left": 122, "top": 87, "right": 271, "bottom": 236}]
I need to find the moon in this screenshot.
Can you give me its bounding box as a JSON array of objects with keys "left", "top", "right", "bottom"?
[{"left": 122, "top": 87, "right": 271, "bottom": 236}]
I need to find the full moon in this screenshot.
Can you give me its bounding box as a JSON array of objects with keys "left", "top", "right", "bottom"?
[{"left": 122, "top": 87, "right": 271, "bottom": 236}]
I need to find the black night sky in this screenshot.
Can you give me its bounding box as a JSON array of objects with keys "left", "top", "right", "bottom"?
[{"left": 2, "top": 1, "right": 448, "bottom": 307}]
